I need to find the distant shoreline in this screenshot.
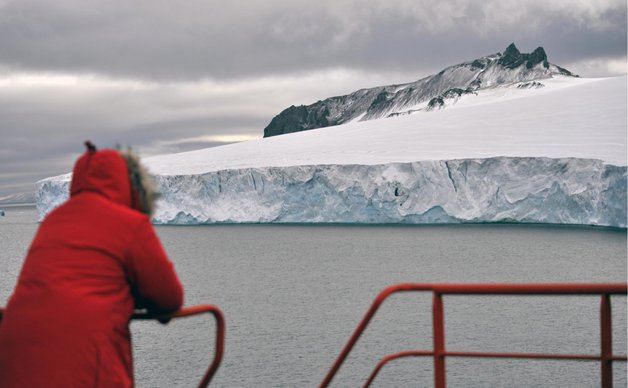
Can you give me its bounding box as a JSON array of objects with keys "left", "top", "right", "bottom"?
[
  {"left": 0, "top": 203, "right": 36, "bottom": 208},
  {"left": 153, "top": 220, "right": 628, "bottom": 232}
]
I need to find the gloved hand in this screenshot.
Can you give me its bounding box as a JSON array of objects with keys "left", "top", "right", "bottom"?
[{"left": 157, "top": 316, "right": 172, "bottom": 325}]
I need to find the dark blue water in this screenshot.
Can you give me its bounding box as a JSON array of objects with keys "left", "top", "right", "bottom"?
[{"left": 1, "top": 206, "right": 626, "bottom": 387}]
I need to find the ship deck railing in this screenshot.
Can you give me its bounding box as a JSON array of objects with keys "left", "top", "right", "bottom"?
[
  {"left": 2, "top": 283, "right": 627, "bottom": 387},
  {"left": 320, "top": 283, "right": 628, "bottom": 388}
]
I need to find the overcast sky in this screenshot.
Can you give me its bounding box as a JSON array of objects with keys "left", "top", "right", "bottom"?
[{"left": 0, "top": 0, "right": 626, "bottom": 198}]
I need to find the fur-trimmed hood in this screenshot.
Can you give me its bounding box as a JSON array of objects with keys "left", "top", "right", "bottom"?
[
  {"left": 119, "top": 149, "right": 156, "bottom": 215},
  {"left": 70, "top": 142, "right": 156, "bottom": 215}
]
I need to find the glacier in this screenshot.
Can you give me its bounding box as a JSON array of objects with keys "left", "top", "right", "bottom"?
[
  {"left": 37, "top": 157, "right": 626, "bottom": 227},
  {"left": 36, "top": 75, "right": 627, "bottom": 227},
  {"left": 125, "top": 157, "right": 628, "bottom": 226}
]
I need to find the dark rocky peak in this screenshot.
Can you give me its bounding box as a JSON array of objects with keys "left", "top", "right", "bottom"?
[
  {"left": 503, "top": 43, "right": 521, "bottom": 58},
  {"left": 263, "top": 103, "right": 332, "bottom": 137},
  {"left": 499, "top": 43, "right": 522, "bottom": 67},
  {"left": 529, "top": 47, "right": 547, "bottom": 63},
  {"left": 498, "top": 43, "right": 548, "bottom": 69},
  {"left": 528, "top": 47, "right": 548, "bottom": 68}
]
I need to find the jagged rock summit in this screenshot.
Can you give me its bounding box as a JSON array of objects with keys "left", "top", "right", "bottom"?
[
  {"left": 500, "top": 43, "right": 547, "bottom": 69},
  {"left": 264, "top": 43, "right": 576, "bottom": 137}
]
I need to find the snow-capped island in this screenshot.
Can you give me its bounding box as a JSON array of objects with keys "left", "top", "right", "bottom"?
[{"left": 37, "top": 44, "right": 627, "bottom": 227}]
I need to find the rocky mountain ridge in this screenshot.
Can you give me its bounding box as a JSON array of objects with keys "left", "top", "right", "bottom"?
[{"left": 263, "top": 43, "right": 575, "bottom": 137}]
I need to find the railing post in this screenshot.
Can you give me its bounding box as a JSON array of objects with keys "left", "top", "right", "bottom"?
[
  {"left": 433, "top": 292, "right": 446, "bottom": 388},
  {"left": 600, "top": 293, "right": 613, "bottom": 388},
  {"left": 199, "top": 308, "right": 226, "bottom": 388}
]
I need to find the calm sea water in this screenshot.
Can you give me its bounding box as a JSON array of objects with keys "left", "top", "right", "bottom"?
[{"left": 0, "top": 206, "right": 626, "bottom": 387}]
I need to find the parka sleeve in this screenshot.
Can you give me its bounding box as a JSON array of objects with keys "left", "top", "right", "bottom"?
[{"left": 127, "top": 217, "right": 184, "bottom": 312}]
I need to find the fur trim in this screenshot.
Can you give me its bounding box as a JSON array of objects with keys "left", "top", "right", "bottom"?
[{"left": 119, "top": 149, "right": 156, "bottom": 216}]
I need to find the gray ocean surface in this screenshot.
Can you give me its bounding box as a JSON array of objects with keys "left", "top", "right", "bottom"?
[{"left": 0, "top": 205, "right": 626, "bottom": 387}]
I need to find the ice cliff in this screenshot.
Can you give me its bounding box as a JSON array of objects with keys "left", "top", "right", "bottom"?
[
  {"left": 37, "top": 157, "right": 626, "bottom": 227},
  {"left": 129, "top": 157, "right": 628, "bottom": 226}
]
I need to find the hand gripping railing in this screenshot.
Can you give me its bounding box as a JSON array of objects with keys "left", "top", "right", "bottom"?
[
  {"left": 132, "top": 304, "right": 225, "bottom": 387},
  {"left": 0, "top": 304, "right": 225, "bottom": 388},
  {"left": 320, "top": 283, "right": 628, "bottom": 388}
]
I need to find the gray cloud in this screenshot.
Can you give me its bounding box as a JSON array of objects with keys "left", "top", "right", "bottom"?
[
  {"left": 0, "top": 0, "right": 624, "bottom": 80},
  {"left": 0, "top": 0, "right": 626, "bottom": 197},
  {"left": 0, "top": 69, "right": 411, "bottom": 196}
]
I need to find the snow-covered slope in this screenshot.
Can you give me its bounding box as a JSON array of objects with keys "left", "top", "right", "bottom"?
[
  {"left": 37, "top": 75, "right": 627, "bottom": 227},
  {"left": 263, "top": 43, "right": 575, "bottom": 137}
]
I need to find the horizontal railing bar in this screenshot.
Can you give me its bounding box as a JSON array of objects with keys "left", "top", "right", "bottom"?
[
  {"left": 132, "top": 304, "right": 221, "bottom": 320},
  {"left": 384, "top": 283, "right": 628, "bottom": 295},
  {"left": 364, "top": 349, "right": 628, "bottom": 387},
  {"left": 368, "top": 350, "right": 628, "bottom": 361},
  {"left": 446, "top": 351, "right": 604, "bottom": 360}
]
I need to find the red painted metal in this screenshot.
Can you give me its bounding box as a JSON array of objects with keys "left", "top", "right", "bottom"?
[
  {"left": 0, "top": 305, "right": 225, "bottom": 388},
  {"left": 320, "top": 283, "right": 627, "bottom": 388},
  {"left": 132, "top": 304, "right": 225, "bottom": 388},
  {"left": 432, "top": 292, "right": 446, "bottom": 388},
  {"left": 600, "top": 293, "right": 613, "bottom": 388},
  {"left": 363, "top": 351, "right": 433, "bottom": 387}
]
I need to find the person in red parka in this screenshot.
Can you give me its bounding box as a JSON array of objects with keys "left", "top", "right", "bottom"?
[{"left": 0, "top": 142, "right": 184, "bottom": 387}]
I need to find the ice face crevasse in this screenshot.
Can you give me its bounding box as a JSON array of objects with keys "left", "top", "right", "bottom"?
[{"left": 36, "top": 157, "right": 627, "bottom": 227}]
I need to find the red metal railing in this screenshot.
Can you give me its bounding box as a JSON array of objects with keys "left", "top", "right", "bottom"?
[
  {"left": 320, "top": 283, "right": 627, "bottom": 388},
  {"left": 0, "top": 304, "right": 225, "bottom": 388}
]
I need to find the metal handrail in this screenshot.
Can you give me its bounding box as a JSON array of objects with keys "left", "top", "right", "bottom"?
[
  {"left": 1, "top": 304, "right": 225, "bottom": 388},
  {"left": 134, "top": 304, "right": 225, "bottom": 387},
  {"left": 320, "top": 283, "right": 628, "bottom": 388}
]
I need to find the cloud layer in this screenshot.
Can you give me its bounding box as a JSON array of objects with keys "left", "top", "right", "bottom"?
[
  {"left": 0, "top": 0, "right": 625, "bottom": 80},
  {"left": 0, "top": 0, "right": 625, "bottom": 197}
]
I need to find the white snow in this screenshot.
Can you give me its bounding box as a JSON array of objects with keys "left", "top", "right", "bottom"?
[
  {"left": 145, "top": 76, "right": 626, "bottom": 174},
  {"left": 37, "top": 75, "right": 627, "bottom": 226}
]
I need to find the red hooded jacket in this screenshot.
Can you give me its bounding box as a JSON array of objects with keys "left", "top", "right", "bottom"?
[{"left": 0, "top": 149, "right": 184, "bottom": 387}]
